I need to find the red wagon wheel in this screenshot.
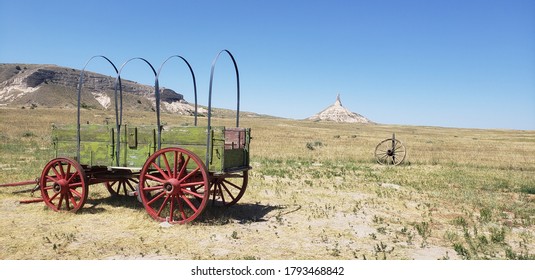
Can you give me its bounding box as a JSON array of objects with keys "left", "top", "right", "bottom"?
[
  {"left": 105, "top": 178, "right": 139, "bottom": 197},
  {"left": 39, "top": 157, "right": 88, "bottom": 212},
  {"left": 209, "top": 171, "right": 248, "bottom": 207},
  {"left": 138, "top": 147, "right": 209, "bottom": 224}
]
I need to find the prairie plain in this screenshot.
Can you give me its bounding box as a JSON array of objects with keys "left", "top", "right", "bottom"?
[{"left": 0, "top": 107, "right": 534, "bottom": 260}]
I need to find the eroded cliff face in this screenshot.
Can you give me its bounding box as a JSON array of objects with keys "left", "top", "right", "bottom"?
[{"left": 0, "top": 63, "right": 200, "bottom": 115}]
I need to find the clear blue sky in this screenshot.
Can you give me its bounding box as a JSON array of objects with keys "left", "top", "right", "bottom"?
[{"left": 1, "top": 0, "right": 534, "bottom": 130}]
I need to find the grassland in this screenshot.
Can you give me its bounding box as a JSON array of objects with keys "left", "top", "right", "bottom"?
[{"left": 0, "top": 107, "right": 534, "bottom": 260}]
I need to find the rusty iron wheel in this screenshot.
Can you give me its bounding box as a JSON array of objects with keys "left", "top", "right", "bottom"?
[
  {"left": 208, "top": 171, "right": 248, "bottom": 207},
  {"left": 39, "top": 157, "right": 88, "bottom": 212},
  {"left": 375, "top": 138, "right": 407, "bottom": 166},
  {"left": 138, "top": 147, "right": 209, "bottom": 224}
]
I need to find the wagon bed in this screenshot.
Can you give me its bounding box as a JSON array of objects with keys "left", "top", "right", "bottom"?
[{"left": 52, "top": 124, "right": 251, "bottom": 173}]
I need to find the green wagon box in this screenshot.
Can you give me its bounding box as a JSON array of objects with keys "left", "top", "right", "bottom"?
[{"left": 52, "top": 124, "right": 251, "bottom": 174}]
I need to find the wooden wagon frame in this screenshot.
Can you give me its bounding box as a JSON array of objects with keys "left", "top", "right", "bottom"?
[{"left": 39, "top": 50, "right": 251, "bottom": 224}]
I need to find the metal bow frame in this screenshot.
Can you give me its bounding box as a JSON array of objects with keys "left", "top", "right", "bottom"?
[
  {"left": 76, "top": 55, "right": 122, "bottom": 163},
  {"left": 205, "top": 50, "right": 240, "bottom": 165},
  {"left": 157, "top": 55, "right": 198, "bottom": 126},
  {"left": 112, "top": 57, "right": 157, "bottom": 166},
  {"left": 77, "top": 55, "right": 198, "bottom": 167}
]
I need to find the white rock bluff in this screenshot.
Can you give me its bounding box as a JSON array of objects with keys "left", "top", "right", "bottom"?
[{"left": 306, "top": 94, "right": 372, "bottom": 123}]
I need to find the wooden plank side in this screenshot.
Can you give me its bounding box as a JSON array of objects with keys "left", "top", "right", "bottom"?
[
  {"left": 161, "top": 126, "right": 212, "bottom": 145},
  {"left": 51, "top": 124, "right": 250, "bottom": 172},
  {"left": 128, "top": 125, "right": 157, "bottom": 145},
  {"left": 159, "top": 126, "right": 227, "bottom": 172},
  {"left": 121, "top": 125, "right": 156, "bottom": 167},
  {"left": 53, "top": 141, "right": 77, "bottom": 159},
  {"left": 53, "top": 124, "right": 113, "bottom": 166},
  {"left": 80, "top": 141, "right": 113, "bottom": 166},
  {"left": 223, "top": 149, "right": 248, "bottom": 170},
  {"left": 224, "top": 127, "right": 247, "bottom": 149},
  {"left": 53, "top": 124, "right": 111, "bottom": 142},
  {"left": 53, "top": 141, "right": 113, "bottom": 167},
  {"left": 158, "top": 144, "right": 214, "bottom": 171},
  {"left": 210, "top": 127, "right": 225, "bottom": 172},
  {"left": 221, "top": 127, "right": 251, "bottom": 171},
  {"left": 124, "top": 145, "right": 154, "bottom": 167}
]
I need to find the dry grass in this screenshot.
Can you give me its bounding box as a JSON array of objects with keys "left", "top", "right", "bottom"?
[{"left": 1, "top": 107, "right": 534, "bottom": 260}]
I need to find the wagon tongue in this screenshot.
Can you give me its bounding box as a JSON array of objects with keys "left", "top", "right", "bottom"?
[
  {"left": 0, "top": 178, "right": 44, "bottom": 204},
  {"left": 0, "top": 179, "right": 38, "bottom": 188}
]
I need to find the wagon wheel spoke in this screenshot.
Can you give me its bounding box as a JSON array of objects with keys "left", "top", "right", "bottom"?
[
  {"left": 219, "top": 182, "right": 235, "bottom": 203},
  {"left": 391, "top": 139, "right": 406, "bottom": 165},
  {"left": 209, "top": 182, "right": 219, "bottom": 205},
  {"left": 161, "top": 153, "right": 173, "bottom": 178},
  {"left": 68, "top": 192, "right": 79, "bottom": 209},
  {"left": 156, "top": 195, "right": 172, "bottom": 217},
  {"left": 175, "top": 196, "right": 186, "bottom": 221},
  {"left": 178, "top": 167, "right": 200, "bottom": 184},
  {"left": 176, "top": 155, "right": 189, "bottom": 179},
  {"left": 65, "top": 163, "right": 72, "bottom": 180},
  {"left": 375, "top": 138, "right": 406, "bottom": 165},
  {"left": 144, "top": 185, "right": 164, "bottom": 192},
  {"left": 139, "top": 147, "right": 209, "bottom": 224},
  {"left": 181, "top": 180, "right": 207, "bottom": 188},
  {"left": 209, "top": 171, "right": 248, "bottom": 207},
  {"left": 376, "top": 151, "right": 389, "bottom": 158},
  {"left": 57, "top": 193, "right": 64, "bottom": 209},
  {"left": 168, "top": 195, "right": 176, "bottom": 222},
  {"left": 173, "top": 151, "right": 179, "bottom": 178},
  {"left": 44, "top": 176, "right": 60, "bottom": 185},
  {"left": 105, "top": 177, "right": 138, "bottom": 197},
  {"left": 64, "top": 192, "right": 72, "bottom": 211},
  {"left": 145, "top": 173, "right": 166, "bottom": 183},
  {"left": 40, "top": 158, "right": 88, "bottom": 213},
  {"left": 182, "top": 188, "right": 205, "bottom": 199},
  {"left": 108, "top": 181, "right": 118, "bottom": 189},
  {"left": 68, "top": 182, "right": 83, "bottom": 188},
  {"left": 147, "top": 190, "right": 166, "bottom": 206},
  {"left": 151, "top": 162, "right": 170, "bottom": 180},
  {"left": 125, "top": 179, "right": 137, "bottom": 190},
  {"left": 47, "top": 192, "right": 60, "bottom": 205},
  {"left": 181, "top": 195, "right": 199, "bottom": 213},
  {"left": 222, "top": 178, "right": 243, "bottom": 191},
  {"left": 50, "top": 165, "right": 62, "bottom": 179},
  {"left": 70, "top": 187, "right": 83, "bottom": 198}
]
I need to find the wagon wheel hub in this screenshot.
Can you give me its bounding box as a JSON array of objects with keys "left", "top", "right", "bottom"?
[
  {"left": 53, "top": 179, "right": 69, "bottom": 194},
  {"left": 387, "top": 149, "right": 394, "bottom": 156},
  {"left": 163, "top": 179, "right": 181, "bottom": 195}
]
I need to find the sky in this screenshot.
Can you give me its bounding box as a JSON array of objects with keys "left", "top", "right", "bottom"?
[{"left": 0, "top": 0, "right": 534, "bottom": 130}]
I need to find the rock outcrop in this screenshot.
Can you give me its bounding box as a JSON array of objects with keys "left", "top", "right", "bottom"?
[
  {"left": 0, "top": 63, "right": 202, "bottom": 115},
  {"left": 307, "top": 94, "right": 372, "bottom": 123}
]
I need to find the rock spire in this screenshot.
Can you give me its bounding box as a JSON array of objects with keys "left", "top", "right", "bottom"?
[{"left": 306, "top": 94, "right": 372, "bottom": 123}]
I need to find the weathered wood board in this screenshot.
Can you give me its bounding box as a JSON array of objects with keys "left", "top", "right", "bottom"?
[{"left": 52, "top": 124, "right": 250, "bottom": 173}]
